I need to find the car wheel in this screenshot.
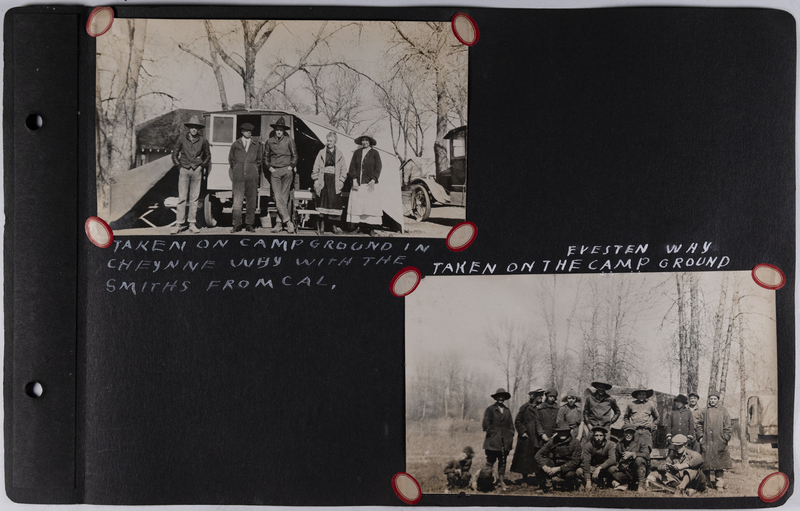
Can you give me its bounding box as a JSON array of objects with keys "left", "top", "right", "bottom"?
[{"left": 410, "top": 184, "right": 431, "bottom": 221}]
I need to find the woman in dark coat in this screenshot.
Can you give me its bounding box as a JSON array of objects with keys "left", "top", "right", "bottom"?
[
  {"left": 482, "top": 388, "right": 515, "bottom": 490},
  {"left": 346, "top": 133, "right": 382, "bottom": 236},
  {"left": 510, "top": 387, "right": 544, "bottom": 483}
]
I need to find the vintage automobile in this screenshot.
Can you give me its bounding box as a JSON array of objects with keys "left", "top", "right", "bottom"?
[
  {"left": 403, "top": 125, "right": 466, "bottom": 221},
  {"left": 746, "top": 394, "right": 778, "bottom": 448}
]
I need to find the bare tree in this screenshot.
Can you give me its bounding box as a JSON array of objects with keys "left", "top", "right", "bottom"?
[
  {"left": 386, "top": 22, "right": 468, "bottom": 175},
  {"left": 484, "top": 318, "right": 539, "bottom": 411},
  {"left": 302, "top": 66, "right": 372, "bottom": 134},
  {"left": 707, "top": 274, "right": 729, "bottom": 392},
  {"left": 96, "top": 19, "right": 149, "bottom": 212},
  {"left": 177, "top": 24, "right": 230, "bottom": 110}
]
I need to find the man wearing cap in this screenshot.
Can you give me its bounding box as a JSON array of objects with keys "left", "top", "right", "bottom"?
[
  {"left": 536, "top": 388, "right": 560, "bottom": 444},
  {"left": 228, "top": 123, "right": 262, "bottom": 232},
  {"left": 583, "top": 382, "right": 621, "bottom": 433},
  {"left": 623, "top": 386, "right": 659, "bottom": 450},
  {"left": 608, "top": 424, "right": 651, "bottom": 492},
  {"left": 695, "top": 390, "right": 732, "bottom": 491},
  {"left": 647, "top": 434, "right": 706, "bottom": 496},
  {"left": 534, "top": 426, "right": 582, "bottom": 491},
  {"left": 263, "top": 116, "right": 298, "bottom": 233},
  {"left": 444, "top": 446, "right": 475, "bottom": 491},
  {"left": 578, "top": 426, "right": 617, "bottom": 491},
  {"left": 510, "top": 386, "right": 544, "bottom": 485},
  {"left": 665, "top": 394, "right": 694, "bottom": 446},
  {"left": 171, "top": 115, "right": 210, "bottom": 234},
  {"left": 482, "top": 388, "right": 515, "bottom": 490}
]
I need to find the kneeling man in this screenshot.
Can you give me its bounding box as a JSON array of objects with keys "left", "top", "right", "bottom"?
[
  {"left": 578, "top": 426, "right": 617, "bottom": 491},
  {"left": 647, "top": 434, "right": 707, "bottom": 496},
  {"left": 534, "top": 426, "right": 582, "bottom": 491}
]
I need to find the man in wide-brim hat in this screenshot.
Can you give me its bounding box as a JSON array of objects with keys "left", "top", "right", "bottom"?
[
  {"left": 263, "top": 116, "right": 298, "bottom": 233},
  {"left": 583, "top": 381, "right": 621, "bottom": 434},
  {"left": 623, "top": 386, "right": 659, "bottom": 452},
  {"left": 170, "top": 114, "right": 210, "bottom": 234},
  {"left": 535, "top": 426, "right": 582, "bottom": 491},
  {"left": 228, "top": 122, "right": 262, "bottom": 232},
  {"left": 482, "top": 388, "right": 515, "bottom": 490},
  {"left": 346, "top": 133, "right": 382, "bottom": 236},
  {"left": 510, "top": 386, "right": 545, "bottom": 485}
]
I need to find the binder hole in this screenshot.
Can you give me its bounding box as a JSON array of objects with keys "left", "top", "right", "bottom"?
[
  {"left": 25, "top": 114, "right": 42, "bottom": 131},
  {"left": 24, "top": 382, "right": 43, "bottom": 398}
]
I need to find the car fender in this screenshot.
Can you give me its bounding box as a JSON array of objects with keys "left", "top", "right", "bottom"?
[{"left": 410, "top": 177, "right": 450, "bottom": 204}]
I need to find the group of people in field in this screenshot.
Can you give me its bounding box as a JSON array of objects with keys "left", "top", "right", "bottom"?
[
  {"left": 170, "top": 115, "right": 384, "bottom": 236},
  {"left": 444, "top": 382, "right": 733, "bottom": 496}
]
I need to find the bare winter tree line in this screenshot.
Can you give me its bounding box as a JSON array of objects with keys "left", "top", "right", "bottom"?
[
  {"left": 407, "top": 272, "right": 776, "bottom": 434},
  {"left": 95, "top": 20, "right": 467, "bottom": 210}
]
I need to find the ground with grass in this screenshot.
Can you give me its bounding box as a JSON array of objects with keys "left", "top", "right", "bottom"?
[{"left": 407, "top": 418, "right": 778, "bottom": 498}]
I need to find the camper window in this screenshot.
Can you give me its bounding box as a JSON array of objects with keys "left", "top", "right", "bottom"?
[{"left": 212, "top": 116, "right": 235, "bottom": 143}]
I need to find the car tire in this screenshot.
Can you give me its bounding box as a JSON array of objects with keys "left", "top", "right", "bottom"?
[{"left": 410, "top": 183, "right": 431, "bottom": 222}]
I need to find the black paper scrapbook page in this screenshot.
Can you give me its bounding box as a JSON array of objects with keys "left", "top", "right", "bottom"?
[{"left": 3, "top": 2, "right": 796, "bottom": 508}]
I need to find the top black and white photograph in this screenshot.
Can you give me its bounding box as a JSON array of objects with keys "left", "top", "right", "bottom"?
[{"left": 96, "top": 19, "right": 469, "bottom": 237}]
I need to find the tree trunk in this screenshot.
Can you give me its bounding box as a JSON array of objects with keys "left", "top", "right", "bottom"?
[
  {"left": 708, "top": 275, "right": 729, "bottom": 392},
  {"left": 108, "top": 19, "right": 148, "bottom": 176},
  {"left": 738, "top": 312, "right": 749, "bottom": 464},
  {"left": 719, "top": 287, "right": 740, "bottom": 402},
  {"left": 687, "top": 274, "right": 700, "bottom": 392},
  {"left": 675, "top": 274, "right": 688, "bottom": 394},
  {"left": 433, "top": 65, "right": 450, "bottom": 179}
]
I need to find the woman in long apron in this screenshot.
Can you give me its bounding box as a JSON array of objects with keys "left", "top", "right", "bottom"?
[{"left": 346, "top": 134, "right": 382, "bottom": 236}]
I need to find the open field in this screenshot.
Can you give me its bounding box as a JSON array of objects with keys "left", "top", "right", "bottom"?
[{"left": 407, "top": 418, "right": 778, "bottom": 498}]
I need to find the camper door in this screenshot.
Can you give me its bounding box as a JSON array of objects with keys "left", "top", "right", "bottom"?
[{"left": 207, "top": 114, "right": 237, "bottom": 191}]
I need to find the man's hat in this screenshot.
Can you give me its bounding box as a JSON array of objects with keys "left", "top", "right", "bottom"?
[
  {"left": 674, "top": 394, "right": 689, "bottom": 404},
  {"left": 622, "top": 424, "right": 637, "bottom": 433},
  {"left": 545, "top": 388, "right": 558, "bottom": 397},
  {"left": 528, "top": 385, "right": 544, "bottom": 395},
  {"left": 563, "top": 388, "right": 579, "bottom": 399},
  {"left": 671, "top": 434, "right": 689, "bottom": 446},
  {"left": 592, "top": 381, "right": 612, "bottom": 391},
  {"left": 555, "top": 426, "right": 572, "bottom": 434},
  {"left": 591, "top": 426, "right": 608, "bottom": 434},
  {"left": 491, "top": 388, "right": 511, "bottom": 400},
  {"left": 355, "top": 133, "right": 377, "bottom": 146},
  {"left": 184, "top": 115, "right": 205, "bottom": 128},
  {"left": 708, "top": 389, "right": 721, "bottom": 398},
  {"left": 631, "top": 386, "right": 654, "bottom": 399},
  {"left": 688, "top": 391, "right": 700, "bottom": 399},
  {"left": 240, "top": 123, "right": 255, "bottom": 131},
  {"left": 463, "top": 446, "right": 475, "bottom": 456},
  {"left": 270, "top": 116, "right": 290, "bottom": 130}
]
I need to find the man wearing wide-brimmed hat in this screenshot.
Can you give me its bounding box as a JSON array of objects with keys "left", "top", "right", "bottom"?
[
  {"left": 346, "top": 133, "right": 382, "bottom": 236},
  {"left": 510, "top": 386, "right": 544, "bottom": 485},
  {"left": 482, "top": 388, "right": 515, "bottom": 490},
  {"left": 170, "top": 115, "right": 210, "bottom": 234},
  {"left": 263, "top": 116, "right": 297, "bottom": 233},
  {"left": 696, "top": 389, "right": 732, "bottom": 491},
  {"left": 623, "top": 386, "right": 659, "bottom": 451},
  {"left": 228, "top": 122, "right": 262, "bottom": 232},
  {"left": 583, "top": 382, "right": 621, "bottom": 433},
  {"left": 534, "top": 426, "right": 582, "bottom": 491}
]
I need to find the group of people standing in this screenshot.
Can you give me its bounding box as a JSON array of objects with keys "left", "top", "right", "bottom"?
[
  {"left": 170, "top": 115, "right": 384, "bottom": 236},
  {"left": 450, "top": 382, "right": 732, "bottom": 496}
]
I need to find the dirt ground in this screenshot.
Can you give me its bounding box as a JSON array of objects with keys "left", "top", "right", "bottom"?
[
  {"left": 112, "top": 204, "right": 465, "bottom": 238},
  {"left": 407, "top": 419, "right": 779, "bottom": 499}
]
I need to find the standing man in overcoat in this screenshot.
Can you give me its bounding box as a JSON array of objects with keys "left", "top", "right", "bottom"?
[
  {"left": 482, "top": 388, "right": 515, "bottom": 491},
  {"left": 228, "top": 122, "right": 261, "bottom": 233},
  {"left": 536, "top": 388, "right": 560, "bottom": 444},
  {"left": 695, "top": 390, "right": 732, "bottom": 491},
  {"left": 510, "top": 386, "right": 544, "bottom": 485}
]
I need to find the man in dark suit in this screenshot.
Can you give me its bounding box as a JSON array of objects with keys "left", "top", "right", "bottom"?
[
  {"left": 228, "top": 123, "right": 261, "bottom": 232},
  {"left": 482, "top": 388, "right": 515, "bottom": 491}
]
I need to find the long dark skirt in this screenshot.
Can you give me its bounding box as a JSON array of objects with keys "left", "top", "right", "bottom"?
[{"left": 315, "top": 173, "right": 343, "bottom": 217}]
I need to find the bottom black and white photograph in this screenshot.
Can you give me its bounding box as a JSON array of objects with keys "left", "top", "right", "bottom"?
[{"left": 405, "top": 271, "right": 778, "bottom": 498}]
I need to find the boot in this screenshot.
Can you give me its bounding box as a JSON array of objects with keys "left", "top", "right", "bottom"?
[
  {"left": 498, "top": 467, "right": 508, "bottom": 490},
  {"left": 188, "top": 223, "right": 200, "bottom": 234},
  {"left": 270, "top": 222, "right": 283, "bottom": 233}
]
